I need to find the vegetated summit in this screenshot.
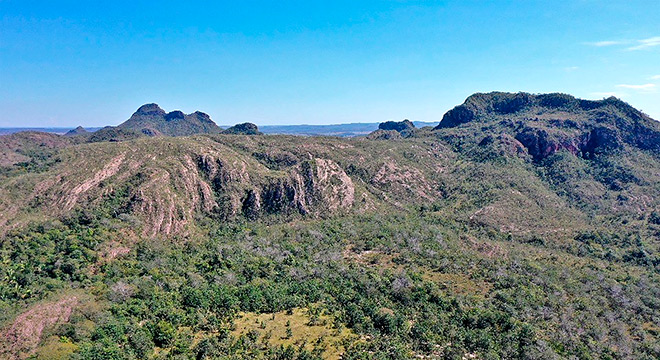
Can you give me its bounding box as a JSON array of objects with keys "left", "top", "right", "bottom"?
[
  {"left": 1, "top": 92, "right": 659, "bottom": 359},
  {"left": 117, "top": 103, "right": 222, "bottom": 136}
]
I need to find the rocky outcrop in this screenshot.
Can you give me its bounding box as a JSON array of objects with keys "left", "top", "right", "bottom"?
[
  {"left": 134, "top": 103, "right": 166, "bottom": 116},
  {"left": 372, "top": 120, "right": 415, "bottom": 138},
  {"left": 378, "top": 119, "right": 415, "bottom": 132},
  {"left": 436, "top": 92, "right": 535, "bottom": 128},
  {"left": 222, "top": 122, "right": 261, "bottom": 135},
  {"left": 514, "top": 126, "right": 623, "bottom": 161},
  {"left": 199, "top": 155, "right": 354, "bottom": 220},
  {"left": 436, "top": 92, "right": 659, "bottom": 160}
]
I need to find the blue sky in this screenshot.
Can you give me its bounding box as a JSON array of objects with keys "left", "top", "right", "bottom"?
[{"left": 1, "top": 0, "right": 659, "bottom": 127}]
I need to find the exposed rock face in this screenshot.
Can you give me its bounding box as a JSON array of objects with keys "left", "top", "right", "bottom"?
[
  {"left": 199, "top": 155, "right": 354, "bottom": 220},
  {"left": 379, "top": 119, "right": 415, "bottom": 132},
  {"left": 222, "top": 122, "right": 261, "bottom": 135},
  {"left": 64, "top": 126, "right": 88, "bottom": 136},
  {"left": 513, "top": 126, "right": 625, "bottom": 161},
  {"left": 368, "top": 120, "right": 416, "bottom": 139},
  {"left": 436, "top": 92, "right": 660, "bottom": 160},
  {"left": 116, "top": 104, "right": 221, "bottom": 136}
]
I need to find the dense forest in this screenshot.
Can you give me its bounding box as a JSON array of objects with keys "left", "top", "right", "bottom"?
[{"left": 1, "top": 92, "right": 659, "bottom": 359}]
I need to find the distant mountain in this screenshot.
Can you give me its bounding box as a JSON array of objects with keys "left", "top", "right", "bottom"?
[
  {"left": 222, "top": 122, "right": 262, "bottom": 135},
  {"left": 259, "top": 121, "right": 438, "bottom": 137},
  {"left": 1, "top": 121, "right": 441, "bottom": 138},
  {"left": 117, "top": 103, "right": 222, "bottom": 136},
  {"left": 64, "top": 126, "right": 89, "bottom": 136},
  {"left": 0, "top": 128, "right": 101, "bottom": 135}
]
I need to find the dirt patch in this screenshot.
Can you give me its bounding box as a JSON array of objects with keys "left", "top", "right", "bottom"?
[{"left": 0, "top": 296, "right": 79, "bottom": 359}]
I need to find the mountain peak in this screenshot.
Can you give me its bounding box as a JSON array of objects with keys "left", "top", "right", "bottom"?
[
  {"left": 64, "top": 126, "right": 88, "bottom": 136},
  {"left": 435, "top": 92, "right": 651, "bottom": 129},
  {"left": 134, "top": 103, "right": 166, "bottom": 116}
]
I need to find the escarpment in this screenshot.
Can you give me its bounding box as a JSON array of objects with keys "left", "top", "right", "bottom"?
[{"left": 437, "top": 92, "right": 660, "bottom": 160}]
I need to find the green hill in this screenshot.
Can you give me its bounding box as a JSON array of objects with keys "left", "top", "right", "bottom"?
[{"left": 116, "top": 103, "right": 222, "bottom": 137}]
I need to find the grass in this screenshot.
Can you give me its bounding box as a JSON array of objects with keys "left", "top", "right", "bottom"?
[
  {"left": 33, "top": 336, "right": 79, "bottom": 360},
  {"left": 231, "top": 307, "right": 359, "bottom": 359}
]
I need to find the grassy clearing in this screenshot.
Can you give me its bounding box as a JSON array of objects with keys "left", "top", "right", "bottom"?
[{"left": 231, "top": 307, "right": 359, "bottom": 359}]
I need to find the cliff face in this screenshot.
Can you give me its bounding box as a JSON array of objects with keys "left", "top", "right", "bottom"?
[{"left": 435, "top": 92, "right": 660, "bottom": 160}]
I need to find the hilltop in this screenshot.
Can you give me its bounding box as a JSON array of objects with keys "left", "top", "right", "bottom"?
[
  {"left": 0, "top": 93, "right": 659, "bottom": 359},
  {"left": 436, "top": 92, "right": 660, "bottom": 159}
]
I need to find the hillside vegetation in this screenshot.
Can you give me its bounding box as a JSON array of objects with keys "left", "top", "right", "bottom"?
[{"left": 0, "top": 93, "right": 659, "bottom": 359}]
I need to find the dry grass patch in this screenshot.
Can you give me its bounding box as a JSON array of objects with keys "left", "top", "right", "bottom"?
[
  {"left": 423, "top": 272, "right": 492, "bottom": 298},
  {"left": 231, "top": 307, "right": 359, "bottom": 359}
]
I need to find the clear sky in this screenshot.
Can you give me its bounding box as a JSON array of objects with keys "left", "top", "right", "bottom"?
[{"left": 1, "top": 0, "right": 659, "bottom": 127}]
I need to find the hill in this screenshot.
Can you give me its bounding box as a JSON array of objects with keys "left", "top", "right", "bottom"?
[
  {"left": 0, "top": 93, "right": 659, "bottom": 359},
  {"left": 64, "top": 126, "right": 89, "bottom": 137},
  {"left": 116, "top": 103, "right": 222, "bottom": 136}
]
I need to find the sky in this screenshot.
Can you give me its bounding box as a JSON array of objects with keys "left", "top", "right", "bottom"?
[{"left": 1, "top": 0, "right": 659, "bottom": 127}]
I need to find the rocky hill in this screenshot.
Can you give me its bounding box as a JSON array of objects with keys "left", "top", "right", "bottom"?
[
  {"left": 64, "top": 126, "right": 89, "bottom": 137},
  {"left": 221, "top": 122, "right": 261, "bottom": 135},
  {"left": 435, "top": 92, "right": 660, "bottom": 159},
  {"left": 116, "top": 103, "right": 222, "bottom": 136}
]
